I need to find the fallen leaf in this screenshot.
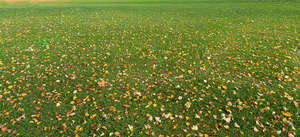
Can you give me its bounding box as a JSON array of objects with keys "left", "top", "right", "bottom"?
[
  {"left": 224, "top": 125, "right": 229, "bottom": 130},
  {"left": 253, "top": 126, "right": 259, "bottom": 132},
  {"left": 8, "top": 85, "right": 13, "bottom": 89},
  {"left": 97, "top": 81, "right": 106, "bottom": 87},
  {"left": 1, "top": 126, "right": 7, "bottom": 132},
  {"left": 115, "top": 131, "right": 120, "bottom": 136},
  {"left": 223, "top": 117, "right": 231, "bottom": 123},
  {"left": 221, "top": 85, "right": 228, "bottom": 90},
  {"left": 191, "top": 125, "right": 198, "bottom": 130},
  {"left": 281, "top": 111, "right": 292, "bottom": 117},
  {"left": 234, "top": 122, "right": 240, "bottom": 128}
]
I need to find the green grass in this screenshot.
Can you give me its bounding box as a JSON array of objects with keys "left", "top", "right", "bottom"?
[{"left": 0, "top": 0, "right": 299, "bottom": 136}]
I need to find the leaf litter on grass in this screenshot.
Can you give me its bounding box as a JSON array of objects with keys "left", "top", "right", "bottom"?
[{"left": 0, "top": 0, "right": 299, "bottom": 136}]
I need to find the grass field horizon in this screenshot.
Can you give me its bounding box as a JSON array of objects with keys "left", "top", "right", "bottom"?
[{"left": 0, "top": 0, "right": 299, "bottom": 136}]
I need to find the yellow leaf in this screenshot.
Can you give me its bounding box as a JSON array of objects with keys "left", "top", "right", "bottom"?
[
  {"left": 282, "top": 118, "right": 287, "bottom": 123},
  {"left": 8, "top": 85, "right": 13, "bottom": 89},
  {"left": 173, "top": 124, "right": 178, "bottom": 129},
  {"left": 282, "top": 111, "right": 292, "bottom": 117},
  {"left": 186, "top": 122, "right": 190, "bottom": 126}
]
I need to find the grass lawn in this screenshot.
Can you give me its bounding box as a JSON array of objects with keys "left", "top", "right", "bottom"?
[{"left": 0, "top": 0, "right": 299, "bottom": 136}]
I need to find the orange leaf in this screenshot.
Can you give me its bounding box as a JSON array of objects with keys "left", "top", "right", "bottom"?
[
  {"left": 1, "top": 126, "right": 7, "bottom": 132},
  {"left": 97, "top": 81, "right": 106, "bottom": 87}
]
